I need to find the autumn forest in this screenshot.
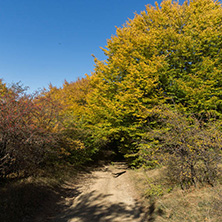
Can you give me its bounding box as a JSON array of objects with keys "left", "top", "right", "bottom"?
[{"left": 1, "top": 0, "right": 222, "bottom": 199}]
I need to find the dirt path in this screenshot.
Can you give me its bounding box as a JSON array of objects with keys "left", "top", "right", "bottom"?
[{"left": 39, "top": 163, "right": 144, "bottom": 222}]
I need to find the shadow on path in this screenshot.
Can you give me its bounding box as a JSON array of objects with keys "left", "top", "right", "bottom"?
[
  {"left": 48, "top": 191, "right": 143, "bottom": 222},
  {"left": 0, "top": 181, "right": 81, "bottom": 222}
]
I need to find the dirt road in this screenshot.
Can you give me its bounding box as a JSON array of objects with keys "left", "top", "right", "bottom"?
[{"left": 42, "top": 163, "right": 144, "bottom": 222}]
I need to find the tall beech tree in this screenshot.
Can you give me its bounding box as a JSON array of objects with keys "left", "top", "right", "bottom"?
[{"left": 85, "top": 0, "right": 222, "bottom": 158}]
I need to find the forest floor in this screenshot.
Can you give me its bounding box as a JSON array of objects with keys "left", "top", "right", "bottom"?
[{"left": 32, "top": 162, "right": 146, "bottom": 222}]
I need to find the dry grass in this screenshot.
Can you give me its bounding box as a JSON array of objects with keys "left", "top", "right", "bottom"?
[
  {"left": 156, "top": 185, "right": 222, "bottom": 222},
  {"left": 129, "top": 164, "right": 222, "bottom": 222}
]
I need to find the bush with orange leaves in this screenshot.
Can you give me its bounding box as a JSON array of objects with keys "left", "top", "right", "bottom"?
[{"left": 0, "top": 83, "right": 60, "bottom": 179}]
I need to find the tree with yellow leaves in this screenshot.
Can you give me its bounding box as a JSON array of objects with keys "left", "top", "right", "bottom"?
[{"left": 86, "top": 0, "right": 222, "bottom": 161}]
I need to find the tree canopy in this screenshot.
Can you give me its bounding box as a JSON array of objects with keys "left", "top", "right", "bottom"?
[{"left": 82, "top": 0, "right": 222, "bottom": 158}]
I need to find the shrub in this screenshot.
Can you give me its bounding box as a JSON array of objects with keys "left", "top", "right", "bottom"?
[
  {"left": 140, "top": 107, "right": 222, "bottom": 189},
  {"left": 0, "top": 83, "right": 60, "bottom": 179}
]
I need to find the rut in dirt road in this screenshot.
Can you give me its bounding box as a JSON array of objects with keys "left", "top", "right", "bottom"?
[{"left": 47, "top": 162, "right": 145, "bottom": 222}]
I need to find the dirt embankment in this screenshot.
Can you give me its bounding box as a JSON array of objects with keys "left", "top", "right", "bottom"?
[{"left": 34, "top": 162, "right": 145, "bottom": 222}]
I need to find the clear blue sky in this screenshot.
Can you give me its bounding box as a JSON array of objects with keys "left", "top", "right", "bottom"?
[{"left": 1, "top": 0, "right": 171, "bottom": 92}]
